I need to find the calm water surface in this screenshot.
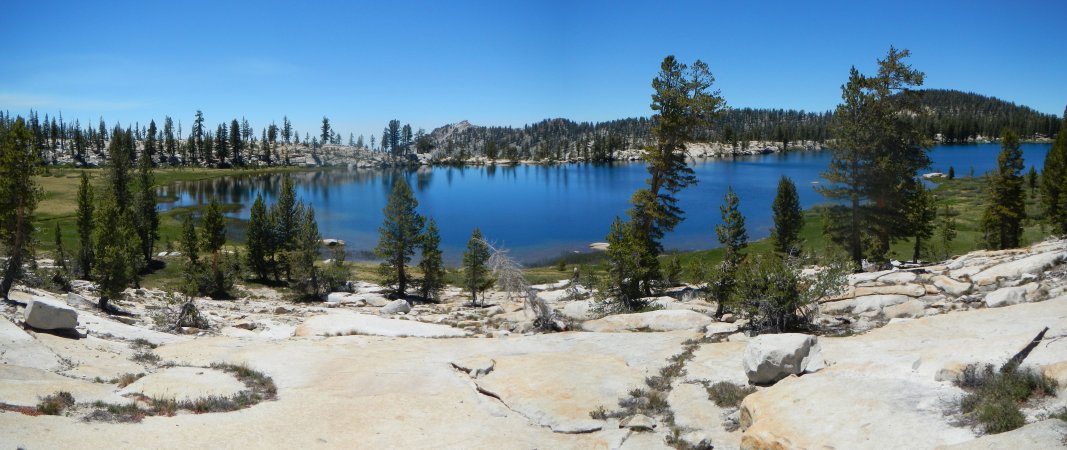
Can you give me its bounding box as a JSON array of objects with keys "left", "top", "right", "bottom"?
[{"left": 161, "top": 143, "right": 1051, "bottom": 264}]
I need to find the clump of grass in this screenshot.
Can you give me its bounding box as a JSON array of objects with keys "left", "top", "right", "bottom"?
[
  {"left": 36, "top": 391, "right": 75, "bottom": 416},
  {"left": 131, "top": 351, "right": 161, "bottom": 364},
  {"left": 956, "top": 363, "right": 1058, "bottom": 434},
  {"left": 704, "top": 381, "right": 756, "bottom": 408},
  {"left": 87, "top": 401, "right": 146, "bottom": 423},
  {"left": 210, "top": 363, "right": 278, "bottom": 399},
  {"left": 111, "top": 372, "right": 145, "bottom": 388},
  {"left": 589, "top": 405, "right": 609, "bottom": 420},
  {"left": 592, "top": 341, "right": 701, "bottom": 422},
  {"left": 130, "top": 338, "right": 158, "bottom": 350},
  {"left": 84, "top": 363, "right": 278, "bottom": 422}
]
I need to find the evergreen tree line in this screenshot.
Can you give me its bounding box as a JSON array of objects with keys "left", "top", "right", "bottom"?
[
  {"left": 421, "top": 89, "right": 1057, "bottom": 162},
  {"left": 0, "top": 111, "right": 363, "bottom": 168},
  {"left": 3, "top": 88, "right": 1055, "bottom": 169}
]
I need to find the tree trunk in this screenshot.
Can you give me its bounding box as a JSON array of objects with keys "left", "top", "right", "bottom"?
[{"left": 0, "top": 208, "right": 27, "bottom": 300}]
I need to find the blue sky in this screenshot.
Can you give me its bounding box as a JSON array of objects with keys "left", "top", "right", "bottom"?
[{"left": 1, "top": 0, "right": 1065, "bottom": 140}]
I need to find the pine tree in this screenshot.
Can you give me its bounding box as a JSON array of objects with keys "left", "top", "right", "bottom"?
[
  {"left": 906, "top": 181, "right": 937, "bottom": 261},
  {"left": 75, "top": 172, "right": 94, "bottom": 279},
  {"left": 92, "top": 198, "right": 137, "bottom": 310},
  {"left": 771, "top": 175, "right": 803, "bottom": 256},
  {"left": 948, "top": 166, "right": 955, "bottom": 180},
  {"left": 134, "top": 143, "right": 159, "bottom": 264},
  {"left": 163, "top": 117, "right": 176, "bottom": 160},
  {"left": 200, "top": 198, "right": 227, "bottom": 255},
  {"left": 418, "top": 218, "right": 445, "bottom": 301},
  {"left": 230, "top": 119, "right": 242, "bottom": 165},
  {"left": 374, "top": 179, "right": 424, "bottom": 298},
  {"left": 145, "top": 120, "right": 157, "bottom": 158},
  {"left": 246, "top": 194, "right": 271, "bottom": 280},
  {"left": 0, "top": 117, "right": 42, "bottom": 299},
  {"left": 53, "top": 223, "right": 68, "bottom": 272},
  {"left": 711, "top": 187, "right": 748, "bottom": 317},
  {"left": 273, "top": 175, "right": 299, "bottom": 280},
  {"left": 200, "top": 198, "right": 230, "bottom": 297},
  {"left": 936, "top": 204, "right": 958, "bottom": 259},
  {"left": 624, "top": 55, "right": 725, "bottom": 296},
  {"left": 107, "top": 126, "right": 134, "bottom": 211},
  {"left": 600, "top": 217, "right": 647, "bottom": 311},
  {"left": 193, "top": 110, "right": 205, "bottom": 164},
  {"left": 462, "top": 228, "right": 492, "bottom": 306},
  {"left": 982, "top": 128, "right": 1026, "bottom": 249},
  {"left": 320, "top": 117, "right": 331, "bottom": 147},
  {"left": 292, "top": 205, "right": 322, "bottom": 299},
  {"left": 179, "top": 214, "right": 199, "bottom": 265},
  {"left": 1019, "top": 169, "right": 1033, "bottom": 201},
  {"left": 819, "top": 47, "right": 929, "bottom": 266},
  {"left": 1041, "top": 108, "right": 1067, "bottom": 233}
]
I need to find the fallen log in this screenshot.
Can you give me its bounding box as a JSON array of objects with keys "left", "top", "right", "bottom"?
[{"left": 1003, "top": 326, "right": 1050, "bottom": 371}]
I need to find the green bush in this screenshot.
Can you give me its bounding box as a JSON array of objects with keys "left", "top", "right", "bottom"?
[
  {"left": 36, "top": 391, "right": 75, "bottom": 415},
  {"left": 705, "top": 381, "right": 756, "bottom": 408},
  {"left": 957, "top": 363, "right": 1057, "bottom": 434}
]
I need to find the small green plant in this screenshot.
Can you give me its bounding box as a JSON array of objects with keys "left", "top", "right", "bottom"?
[
  {"left": 589, "top": 405, "right": 609, "bottom": 420},
  {"left": 36, "top": 391, "right": 75, "bottom": 415},
  {"left": 704, "top": 381, "right": 756, "bottom": 408},
  {"left": 956, "top": 363, "right": 1057, "bottom": 434}
]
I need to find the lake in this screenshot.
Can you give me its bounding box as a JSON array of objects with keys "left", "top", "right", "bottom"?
[{"left": 160, "top": 143, "right": 1051, "bottom": 264}]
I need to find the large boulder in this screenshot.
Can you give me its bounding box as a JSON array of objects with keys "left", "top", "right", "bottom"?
[
  {"left": 983, "top": 285, "right": 1028, "bottom": 308},
  {"left": 971, "top": 249, "right": 1064, "bottom": 286},
  {"left": 740, "top": 371, "right": 974, "bottom": 449},
  {"left": 932, "top": 275, "right": 972, "bottom": 296},
  {"left": 742, "top": 333, "right": 823, "bottom": 385},
  {"left": 851, "top": 294, "right": 910, "bottom": 314},
  {"left": 581, "top": 309, "right": 713, "bottom": 332},
  {"left": 23, "top": 295, "right": 78, "bottom": 330},
  {"left": 325, "top": 292, "right": 363, "bottom": 305},
  {"left": 381, "top": 299, "right": 412, "bottom": 315}
]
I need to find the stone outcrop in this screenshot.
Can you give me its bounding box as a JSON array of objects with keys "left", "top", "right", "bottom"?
[
  {"left": 741, "top": 333, "right": 824, "bottom": 385},
  {"left": 581, "top": 309, "right": 713, "bottom": 332},
  {"left": 119, "top": 367, "right": 246, "bottom": 402},
  {"left": 23, "top": 295, "right": 78, "bottom": 330},
  {"left": 294, "top": 311, "right": 469, "bottom": 338},
  {"left": 818, "top": 239, "right": 1066, "bottom": 324},
  {"left": 380, "top": 299, "right": 412, "bottom": 315}
]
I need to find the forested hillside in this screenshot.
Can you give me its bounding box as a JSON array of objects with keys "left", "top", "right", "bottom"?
[
  {"left": 1, "top": 89, "right": 1059, "bottom": 167},
  {"left": 428, "top": 89, "right": 1060, "bottom": 160},
  {"left": 912, "top": 89, "right": 1061, "bottom": 142}
]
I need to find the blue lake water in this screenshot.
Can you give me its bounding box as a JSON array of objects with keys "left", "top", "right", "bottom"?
[{"left": 160, "top": 143, "right": 1051, "bottom": 264}]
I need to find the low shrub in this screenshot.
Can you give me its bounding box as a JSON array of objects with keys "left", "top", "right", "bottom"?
[
  {"left": 704, "top": 381, "right": 756, "bottom": 408},
  {"left": 36, "top": 392, "right": 75, "bottom": 415},
  {"left": 956, "top": 363, "right": 1057, "bottom": 434}
]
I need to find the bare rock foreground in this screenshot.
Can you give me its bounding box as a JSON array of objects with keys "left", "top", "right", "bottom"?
[{"left": 2, "top": 240, "right": 1067, "bottom": 449}]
